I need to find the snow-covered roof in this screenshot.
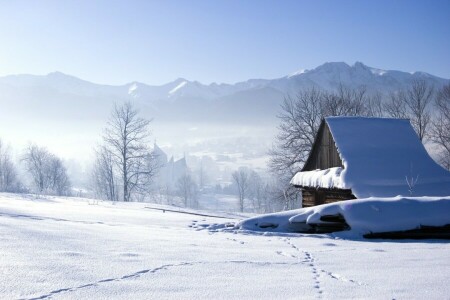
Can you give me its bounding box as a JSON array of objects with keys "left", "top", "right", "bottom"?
[{"left": 291, "top": 117, "right": 450, "bottom": 198}]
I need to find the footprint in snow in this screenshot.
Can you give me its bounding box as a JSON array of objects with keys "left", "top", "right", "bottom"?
[{"left": 120, "top": 253, "right": 139, "bottom": 257}]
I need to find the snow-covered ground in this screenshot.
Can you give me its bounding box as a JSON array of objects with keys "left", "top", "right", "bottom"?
[
  {"left": 238, "top": 196, "right": 450, "bottom": 237},
  {"left": 1, "top": 193, "right": 449, "bottom": 299}
]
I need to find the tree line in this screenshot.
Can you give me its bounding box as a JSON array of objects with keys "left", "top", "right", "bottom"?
[{"left": 0, "top": 141, "right": 71, "bottom": 196}]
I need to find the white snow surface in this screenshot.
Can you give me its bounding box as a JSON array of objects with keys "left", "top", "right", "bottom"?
[
  {"left": 1, "top": 193, "right": 450, "bottom": 299},
  {"left": 239, "top": 196, "right": 450, "bottom": 235},
  {"left": 168, "top": 80, "right": 187, "bottom": 95},
  {"left": 292, "top": 117, "right": 450, "bottom": 198}
]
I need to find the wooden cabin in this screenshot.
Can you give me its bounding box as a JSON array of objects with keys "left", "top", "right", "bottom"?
[
  {"left": 291, "top": 117, "right": 450, "bottom": 207},
  {"left": 293, "top": 119, "right": 356, "bottom": 207}
]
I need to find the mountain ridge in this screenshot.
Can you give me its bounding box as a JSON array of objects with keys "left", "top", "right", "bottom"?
[
  {"left": 1, "top": 62, "right": 448, "bottom": 102},
  {"left": 0, "top": 61, "right": 448, "bottom": 162},
  {"left": 0, "top": 61, "right": 448, "bottom": 126}
]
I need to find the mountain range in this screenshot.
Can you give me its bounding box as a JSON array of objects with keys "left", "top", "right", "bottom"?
[
  {"left": 0, "top": 62, "right": 449, "bottom": 121},
  {"left": 0, "top": 62, "right": 448, "bottom": 162},
  {"left": 1, "top": 62, "right": 448, "bottom": 125}
]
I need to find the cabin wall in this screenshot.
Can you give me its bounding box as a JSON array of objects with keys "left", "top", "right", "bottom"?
[
  {"left": 303, "top": 122, "right": 343, "bottom": 171},
  {"left": 301, "top": 188, "right": 355, "bottom": 207}
]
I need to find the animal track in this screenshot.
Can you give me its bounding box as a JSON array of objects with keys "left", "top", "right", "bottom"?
[
  {"left": 22, "top": 260, "right": 301, "bottom": 300},
  {"left": 188, "top": 219, "right": 217, "bottom": 231},
  {"left": 0, "top": 212, "right": 121, "bottom": 227},
  {"left": 188, "top": 219, "right": 233, "bottom": 233},
  {"left": 275, "top": 251, "right": 296, "bottom": 258},
  {"left": 21, "top": 262, "right": 194, "bottom": 300},
  {"left": 318, "top": 269, "right": 365, "bottom": 286},
  {"left": 226, "top": 237, "right": 246, "bottom": 244},
  {"left": 280, "top": 237, "right": 325, "bottom": 297},
  {"left": 280, "top": 237, "right": 365, "bottom": 291}
]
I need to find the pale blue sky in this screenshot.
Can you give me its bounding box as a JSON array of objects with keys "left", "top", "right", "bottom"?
[{"left": 0, "top": 0, "right": 449, "bottom": 85}]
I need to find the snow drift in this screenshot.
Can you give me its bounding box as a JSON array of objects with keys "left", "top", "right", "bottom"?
[{"left": 237, "top": 197, "right": 450, "bottom": 238}]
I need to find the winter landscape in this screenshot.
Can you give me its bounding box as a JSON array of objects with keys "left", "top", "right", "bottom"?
[
  {"left": 1, "top": 193, "right": 450, "bottom": 299},
  {"left": 1, "top": 1, "right": 450, "bottom": 299}
]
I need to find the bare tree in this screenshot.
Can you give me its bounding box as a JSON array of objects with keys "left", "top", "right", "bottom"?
[
  {"left": 247, "top": 170, "right": 275, "bottom": 213},
  {"left": 430, "top": 83, "right": 450, "bottom": 169},
  {"left": 248, "top": 170, "right": 263, "bottom": 212},
  {"left": 232, "top": 167, "right": 251, "bottom": 212},
  {"left": 366, "top": 92, "right": 385, "bottom": 117},
  {"left": 92, "top": 146, "right": 118, "bottom": 201},
  {"left": 176, "top": 173, "right": 198, "bottom": 208},
  {"left": 402, "top": 79, "right": 434, "bottom": 141},
  {"left": 23, "top": 144, "right": 50, "bottom": 193},
  {"left": 102, "top": 102, "right": 157, "bottom": 202},
  {"left": 46, "top": 155, "right": 71, "bottom": 196},
  {"left": 270, "top": 85, "right": 372, "bottom": 178},
  {"left": 0, "top": 140, "right": 19, "bottom": 192},
  {"left": 196, "top": 159, "right": 208, "bottom": 191},
  {"left": 22, "top": 144, "right": 71, "bottom": 195},
  {"left": 384, "top": 80, "right": 434, "bottom": 142},
  {"left": 269, "top": 88, "right": 324, "bottom": 176},
  {"left": 384, "top": 91, "right": 408, "bottom": 119},
  {"left": 322, "top": 84, "right": 368, "bottom": 117}
]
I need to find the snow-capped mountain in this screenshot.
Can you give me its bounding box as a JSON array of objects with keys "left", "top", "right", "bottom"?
[
  {"left": 0, "top": 62, "right": 448, "bottom": 125},
  {"left": 2, "top": 62, "right": 447, "bottom": 101}
]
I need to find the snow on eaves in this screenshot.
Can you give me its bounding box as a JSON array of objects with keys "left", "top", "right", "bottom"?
[{"left": 291, "top": 167, "right": 344, "bottom": 189}]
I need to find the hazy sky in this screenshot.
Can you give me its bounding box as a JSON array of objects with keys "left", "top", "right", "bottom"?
[{"left": 0, "top": 0, "right": 449, "bottom": 85}]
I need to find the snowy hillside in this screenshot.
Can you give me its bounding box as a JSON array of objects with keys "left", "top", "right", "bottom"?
[{"left": 1, "top": 193, "right": 449, "bottom": 299}]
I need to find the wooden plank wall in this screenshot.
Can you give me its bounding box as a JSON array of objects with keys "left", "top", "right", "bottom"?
[
  {"left": 303, "top": 122, "right": 343, "bottom": 171},
  {"left": 302, "top": 188, "right": 355, "bottom": 207}
]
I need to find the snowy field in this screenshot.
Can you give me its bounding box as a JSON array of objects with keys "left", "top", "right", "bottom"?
[{"left": 1, "top": 193, "right": 449, "bottom": 299}]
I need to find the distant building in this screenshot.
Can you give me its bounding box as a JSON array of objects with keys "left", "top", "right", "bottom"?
[
  {"left": 291, "top": 117, "right": 450, "bottom": 207},
  {"left": 152, "top": 143, "right": 189, "bottom": 189}
]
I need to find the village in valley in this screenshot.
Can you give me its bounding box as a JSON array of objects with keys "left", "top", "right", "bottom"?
[{"left": 0, "top": 1, "right": 449, "bottom": 299}]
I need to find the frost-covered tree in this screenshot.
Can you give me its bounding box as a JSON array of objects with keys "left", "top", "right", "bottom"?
[
  {"left": 232, "top": 167, "right": 252, "bottom": 212},
  {"left": 22, "top": 144, "right": 71, "bottom": 195},
  {"left": 402, "top": 79, "right": 434, "bottom": 141},
  {"left": 176, "top": 173, "right": 198, "bottom": 208},
  {"left": 92, "top": 146, "right": 118, "bottom": 201},
  {"left": 0, "top": 140, "right": 20, "bottom": 192},
  {"left": 384, "top": 91, "right": 409, "bottom": 119},
  {"left": 22, "top": 144, "right": 50, "bottom": 193},
  {"left": 321, "top": 84, "right": 368, "bottom": 117},
  {"left": 365, "top": 92, "right": 385, "bottom": 118},
  {"left": 46, "top": 155, "right": 71, "bottom": 196},
  {"left": 102, "top": 102, "right": 157, "bottom": 202},
  {"left": 430, "top": 83, "right": 450, "bottom": 169},
  {"left": 384, "top": 80, "right": 435, "bottom": 142}
]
